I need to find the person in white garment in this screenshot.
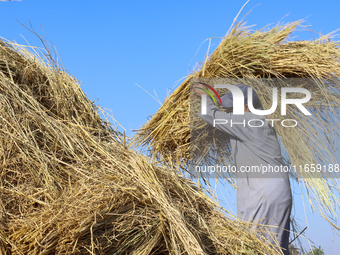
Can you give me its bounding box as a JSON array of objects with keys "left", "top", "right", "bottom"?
[{"left": 193, "top": 83, "right": 292, "bottom": 255}]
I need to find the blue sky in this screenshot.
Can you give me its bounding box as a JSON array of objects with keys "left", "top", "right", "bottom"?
[{"left": 1, "top": 0, "right": 340, "bottom": 254}]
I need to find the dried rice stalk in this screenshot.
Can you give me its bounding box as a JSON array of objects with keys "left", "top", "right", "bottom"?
[
  {"left": 0, "top": 37, "right": 281, "bottom": 254},
  {"left": 133, "top": 21, "right": 340, "bottom": 226}
]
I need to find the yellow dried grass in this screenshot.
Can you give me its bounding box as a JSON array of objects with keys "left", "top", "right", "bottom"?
[
  {"left": 133, "top": 21, "right": 340, "bottom": 227},
  {"left": 0, "top": 37, "right": 281, "bottom": 254}
]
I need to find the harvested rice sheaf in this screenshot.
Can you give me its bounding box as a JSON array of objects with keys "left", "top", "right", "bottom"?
[
  {"left": 133, "top": 21, "right": 340, "bottom": 228},
  {"left": 0, "top": 39, "right": 280, "bottom": 254}
]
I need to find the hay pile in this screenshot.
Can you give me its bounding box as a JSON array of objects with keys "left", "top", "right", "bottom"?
[
  {"left": 0, "top": 39, "right": 281, "bottom": 254},
  {"left": 133, "top": 21, "right": 340, "bottom": 225}
]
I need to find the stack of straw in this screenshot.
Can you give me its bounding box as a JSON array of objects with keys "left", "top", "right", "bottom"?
[
  {"left": 0, "top": 38, "right": 281, "bottom": 254},
  {"left": 133, "top": 21, "right": 340, "bottom": 227}
]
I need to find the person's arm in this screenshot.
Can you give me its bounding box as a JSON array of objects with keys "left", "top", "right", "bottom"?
[{"left": 197, "top": 97, "right": 250, "bottom": 141}]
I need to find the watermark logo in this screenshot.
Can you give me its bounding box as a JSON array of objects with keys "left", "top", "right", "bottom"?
[{"left": 200, "top": 83, "right": 312, "bottom": 116}]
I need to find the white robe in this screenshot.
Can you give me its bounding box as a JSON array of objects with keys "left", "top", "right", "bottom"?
[{"left": 198, "top": 97, "right": 292, "bottom": 255}]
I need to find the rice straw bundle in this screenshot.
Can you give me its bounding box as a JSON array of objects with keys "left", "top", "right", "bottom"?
[
  {"left": 5, "top": 150, "right": 280, "bottom": 254},
  {"left": 133, "top": 21, "right": 340, "bottom": 226},
  {"left": 0, "top": 38, "right": 282, "bottom": 254}
]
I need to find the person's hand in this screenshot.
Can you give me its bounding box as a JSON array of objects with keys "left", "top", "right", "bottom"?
[{"left": 193, "top": 83, "right": 208, "bottom": 96}]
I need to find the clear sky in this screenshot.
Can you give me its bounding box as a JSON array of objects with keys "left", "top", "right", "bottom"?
[{"left": 1, "top": 0, "right": 340, "bottom": 254}]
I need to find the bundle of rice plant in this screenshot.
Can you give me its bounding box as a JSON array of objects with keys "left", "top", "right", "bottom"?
[
  {"left": 133, "top": 20, "right": 340, "bottom": 226},
  {"left": 0, "top": 38, "right": 281, "bottom": 254}
]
